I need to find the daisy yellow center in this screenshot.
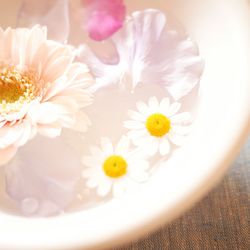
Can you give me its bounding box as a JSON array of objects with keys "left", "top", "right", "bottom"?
[
  {"left": 146, "top": 113, "right": 171, "bottom": 137},
  {"left": 103, "top": 155, "right": 127, "bottom": 178},
  {"left": 0, "top": 67, "right": 37, "bottom": 114}
]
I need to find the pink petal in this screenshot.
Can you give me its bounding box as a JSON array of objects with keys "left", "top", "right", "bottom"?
[
  {"left": 82, "top": 0, "right": 126, "bottom": 41},
  {"left": 0, "top": 121, "right": 35, "bottom": 149},
  {"left": 31, "top": 41, "right": 73, "bottom": 83},
  {"left": 44, "top": 62, "right": 93, "bottom": 101}
]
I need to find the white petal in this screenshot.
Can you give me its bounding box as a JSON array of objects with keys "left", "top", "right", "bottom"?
[
  {"left": 37, "top": 124, "right": 62, "bottom": 138},
  {"left": 136, "top": 101, "right": 149, "bottom": 115},
  {"left": 97, "top": 179, "right": 112, "bottom": 197},
  {"left": 115, "top": 136, "right": 130, "bottom": 156},
  {"left": 0, "top": 121, "right": 34, "bottom": 149},
  {"left": 159, "top": 98, "right": 170, "bottom": 113},
  {"left": 127, "top": 129, "right": 147, "bottom": 140},
  {"left": 123, "top": 120, "right": 145, "bottom": 130},
  {"left": 167, "top": 102, "right": 181, "bottom": 117},
  {"left": 159, "top": 139, "right": 170, "bottom": 156},
  {"left": 113, "top": 179, "right": 127, "bottom": 198},
  {"left": 89, "top": 146, "right": 104, "bottom": 157},
  {"left": 135, "top": 137, "right": 159, "bottom": 156},
  {"left": 100, "top": 137, "right": 113, "bottom": 156},
  {"left": 129, "top": 169, "right": 149, "bottom": 183},
  {"left": 128, "top": 159, "right": 149, "bottom": 171},
  {"left": 171, "top": 125, "right": 192, "bottom": 135},
  {"left": 171, "top": 112, "right": 192, "bottom": 124},
  {"left": 168, "top": 133, "right": 186, "bottom": 146},
  {"left": 127, "top": 110, "right": 145, "bottom": 121},
  {"left": 148, "top": 96, "right": 159, "bottom": 112},
  {"left": 77, "top": 45, "right": 122, "bottom": 92}
]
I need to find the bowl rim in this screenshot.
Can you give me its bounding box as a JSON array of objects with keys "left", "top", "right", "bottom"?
[{"left": 0, "top": 1, "right": 250, "bottom": 249}]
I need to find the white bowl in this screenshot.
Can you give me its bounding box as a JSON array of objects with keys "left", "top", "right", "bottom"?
[{"left": 0, "top": 0, "right": 249, "bottom": 249}]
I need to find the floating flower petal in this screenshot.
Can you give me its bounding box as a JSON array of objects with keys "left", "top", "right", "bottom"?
[
  {"left": 82, "top": 0, "right": 126, "bottom": 41},
  {"left": 78, "top": 9, "right": 204, "bottom": 98},
  {"left": 5, "top": 135, "right": 82, "bottom": 216}
]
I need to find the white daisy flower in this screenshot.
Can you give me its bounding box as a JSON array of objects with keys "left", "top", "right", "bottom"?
[
  {"left": 82, "top": 136, "right": 149, "bottom": 198},
  {"left": 124, "top": 97, "right": 192, "bottom": 156}
]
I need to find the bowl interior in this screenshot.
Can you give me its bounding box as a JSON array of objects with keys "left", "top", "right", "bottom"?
[{"left": 0, "top": 0, "right": 249, "bottom": 249}]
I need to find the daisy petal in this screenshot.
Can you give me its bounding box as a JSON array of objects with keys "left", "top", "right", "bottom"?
[
  {"left": 37, "top": 124, "right": 62, "bottom": 138},
  {"left": 148, "top": 96, "right": 159, "bottom": 112},
  {"left": 127, "top": 129, "right": 147, "bottom": 140},
  {"left": 123, "top": 120, "right": 145, "bottom": 130},
  {"left": 159, "top": 139, "right": 170, "bottom": 156},
  {"left": 113, "top": 179, "right": 127, "bottom": 198},
  {"left": 100, "top": 137, "right": 113, "bottom": 155},
  {"left": 159, "top": 98, "right": 170, "bottom": 113},
  {"left": 171, "top": 125, "right": 192, "bottom": 135},
  {"left": 171, "top": 112, "right": 192, "bottom": 124},
  {"left": 115, "top": 136, "right": 130, "bottom": 156},
  {"left": 97, "top": 179, "right": 112, "bottom": 197},
  {"left": 86, "top": 178, "right": 99, "bottom": 188},
  {"left": 128, "top": 110, "right": 145, "bottom": 121},
  {"left": 141, "top": 138, "right": 159, "bottom": 156},
  {"left": 168, "top": 133, "right": 186, "bottom": 146},
  {"left": 167, "top": 102, "right": 181, "bottom": 117},
  {"left": 136, "top": 101, "right": 149, "bottom": 115},
  {"left": 130, "top": 169, "right": 149, "bottom": 183}
]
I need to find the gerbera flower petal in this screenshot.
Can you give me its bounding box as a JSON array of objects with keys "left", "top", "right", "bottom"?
[
  {"left": 37, "top": 124, "right": 62, "bottom": 138},
  {"left": 0, "top": 26, "right": 93, "bottom": 166}
]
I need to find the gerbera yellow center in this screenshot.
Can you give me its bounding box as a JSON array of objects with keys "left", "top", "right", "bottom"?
[
  {"left": 146, "top": 113, "right": 171, "bottom": 137},
  {"left": 0, "top": 67, "right": 36, "bottom": 114},
  {"left": 103, "top": 155, "right": 127, "bottom": 178}
]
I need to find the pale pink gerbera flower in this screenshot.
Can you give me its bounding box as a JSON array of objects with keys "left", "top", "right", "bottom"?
[{"left": 0, "top": 26, "right": 93, "bottom": 166}]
